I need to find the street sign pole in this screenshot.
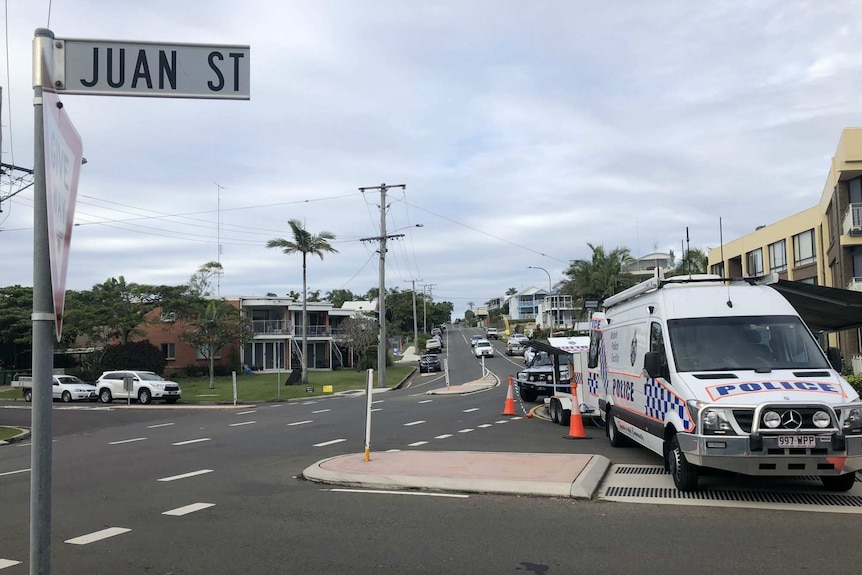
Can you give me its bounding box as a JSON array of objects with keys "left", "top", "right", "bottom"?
[{"left": 30, "top": 28, "right": 55, "bottom": 575}]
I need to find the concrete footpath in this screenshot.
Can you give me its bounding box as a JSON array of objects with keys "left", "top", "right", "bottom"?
[{"left": 303, "top": 450, "right": 611, "bottom": 499}]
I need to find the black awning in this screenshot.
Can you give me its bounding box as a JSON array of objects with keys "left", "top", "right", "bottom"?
[{"left": 772, "top": 279, "right": 862, "bottom": 332}]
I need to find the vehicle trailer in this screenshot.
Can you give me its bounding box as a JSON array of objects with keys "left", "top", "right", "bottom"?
[{"left": 585, "top": 272, "right": 862, "bottom": 492}]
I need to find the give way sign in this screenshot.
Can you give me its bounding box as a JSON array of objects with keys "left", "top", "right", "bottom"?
[{"left": 43, "top": 89, "right": 83, "bottom": 341}]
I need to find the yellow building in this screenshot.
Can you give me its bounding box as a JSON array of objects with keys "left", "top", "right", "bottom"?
[{"left": 708, "top": 128, "right": 862, "bottom": 358}]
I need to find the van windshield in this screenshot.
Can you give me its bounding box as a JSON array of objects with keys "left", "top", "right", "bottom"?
[{"left": 667, "top": 315, "right": 830, "bottom": 372}]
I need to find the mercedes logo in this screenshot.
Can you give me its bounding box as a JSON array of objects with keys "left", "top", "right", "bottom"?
[{"left": 781, "top": 410, "right": 802, "bottom": 429}]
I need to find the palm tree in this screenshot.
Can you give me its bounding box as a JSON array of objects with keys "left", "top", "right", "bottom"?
[
  {"left": 267, "top": 219, "right": 338, "bottom": 385},
  {"left": 564, "top": 243, "right": 635, "bottom": 299}
]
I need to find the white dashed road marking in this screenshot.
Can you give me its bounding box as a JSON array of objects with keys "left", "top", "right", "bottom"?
[
  {"left": 109, "top": 437, "right": 147, "bottom": 445},
  {"left": 312, "top": 409, "right": 331, "bottom": 414},
  {"left": 434, "top": 434, "right": 452, "bottom": 439},
  {"left": 418, "top": 400, "right": 433, "bottom": 404},
  {"left": 65, "top": 527, "right": 131, "bottom": 545},
  {"left": 494, "top": 420, "right": 508, "bottom": 424},
  {"left": 478, "top": 424, "right": 493, "bottom": 428},
  {"left": 162, "top": 503, "right": 216, "bottom": 516},
  {"left": 288, "top": 420, "right": 313, "bottom": 426},
  {"left": 372, "top": 400, "right": 384, "bottom": 404},
  {"left": 0, "top": 559, "right": 21, "bottom": 569},
  {"left": 158, "top": 469, "right": 213, "bottom": 482},
  {"left": 172, "top": 438, "right": 211, "bottom": 446},
  {"left": 408, "top": 441, "right": 428, "bottom": 447},
  {"left": 0, "top": 468, "right": 30, "bottom": 477},
  {"left": 404, "top": 421, "right": 425, "bottom": 426},
  {"left": 458, "top": 429, "right": 474, "bottom": 434},
  {"left": 229, "top": 421, "right": 256, "bottom": 427},
  {"left": 236, "top": 410, "right": 257, "bottom": 415},
  {"left": 463, "top": 408, "right": 479, "bottom": 413},
  {"left": 146, "top": 423, "right": 175, "bottom": 429},
  {"left": 314, "top": 439, "right": 346, "bottom": 447},
  {"left": 371, "top": 408, "right": 383, "bottom": 412}
]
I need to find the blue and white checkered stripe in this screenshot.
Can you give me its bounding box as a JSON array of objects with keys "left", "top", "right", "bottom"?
[{"left": 643, "top": 377, "right": 692, "bottom": 431}]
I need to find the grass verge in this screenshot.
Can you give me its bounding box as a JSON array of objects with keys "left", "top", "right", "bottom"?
[
  {"left": 172, "top": 365, "right": 415, "bottom": 403},
  {"left": 0, "top": 426, "right": 21, "bottom": 441}
]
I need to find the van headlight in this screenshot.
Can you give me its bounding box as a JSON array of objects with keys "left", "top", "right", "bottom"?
[
  {"left": 702, "top": 409, "right": 733, "bottom": 434},
  {"left": 763, "top": 411, "right": 781, "bottom": 428},
  {"left": 812, "top": 410, "right": 831, "bottom": 428}
]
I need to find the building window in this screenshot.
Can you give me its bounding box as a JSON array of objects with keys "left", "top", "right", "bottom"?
[
  {"left": 850, "top": 177, "right": 862, "bottom": 204},
  {"left": 711, "top": 261, "right": 725, "bottom": 277},
  {"left": 746, "top": 248, "right": 764, "bottom": 276},
  {"left": 161, "top": 343, "right": 175, "bottom": 360},
  {"left": 793, "top": 229, "right": 816, "bottom": 266},
  {"left": 768, "top": 240, "right": 787, "bottom": 272}
]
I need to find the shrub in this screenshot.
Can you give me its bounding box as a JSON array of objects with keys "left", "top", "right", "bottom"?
[
  {"left": 98, "top": 340, "right": 166, "bottom": 375},
  {"left": 184, "top": 364, "right": 206, "bottom": 377},
  {"left": 843, "top": 373, "right": 862, "bottom": 396}
]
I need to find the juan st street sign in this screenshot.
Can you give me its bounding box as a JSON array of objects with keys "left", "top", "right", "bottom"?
[{"left": 53, "top": 38, "right": 250, "bottom": 99}]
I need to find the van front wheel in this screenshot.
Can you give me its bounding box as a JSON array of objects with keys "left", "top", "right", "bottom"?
[
  {"left": 668, "top": 434, "right": 699, "bottom": 492},
  {"left": 820, "top": 473, "right": 856, "bottom": 492}
]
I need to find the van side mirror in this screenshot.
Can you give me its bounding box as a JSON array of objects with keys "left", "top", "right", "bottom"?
[
  {"left": 826, "top": 347, "right": 842, "bottom": 372},
  {"left": 644, "top": 351, "right": 666, "bottom": 379}
]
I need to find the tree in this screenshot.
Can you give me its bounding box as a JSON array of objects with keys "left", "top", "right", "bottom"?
[
  {"left": 267, "top": 219, "right": 338, "bottom": 385},
  {"left": 333, "top": 314, "right": 378, "bottom": 370},
  {"left": 564, "top": 243, "right": 636, "bottom": 299},
  {"left": 188, "top": 261, "right": 223, "bottom": 297},
  {"left": 326, "top": 289, "right": 356, "bottom": 308},
  {"left": 668, "top": 248, "right": 709, "bottom": 276},
  {"left": 181, "top": 299, "right": 254, "bottom": 389},
  {"left": 505, "top": 287, "right": 518, "bottom": 296},
  {"left": 0, "top": 286, "right": 33, "bottom": 370}
]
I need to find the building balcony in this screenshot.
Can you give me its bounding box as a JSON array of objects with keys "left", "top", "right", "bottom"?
[{"left": 842, "top": 203, "right": 862, "bottom": 236}]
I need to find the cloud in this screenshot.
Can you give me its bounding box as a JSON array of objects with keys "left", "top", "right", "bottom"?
[{"left": 3, "top": 0, "right": 862, "bottom": 319}]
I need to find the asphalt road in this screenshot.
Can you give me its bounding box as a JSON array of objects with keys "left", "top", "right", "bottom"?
[{"left": 1, "top": 326, "right": 858, "bottom": 574}]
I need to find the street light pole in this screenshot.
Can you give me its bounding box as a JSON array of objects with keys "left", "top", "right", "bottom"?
[{"left": 528, "top": 266, "right": 553, "bottom": 330}]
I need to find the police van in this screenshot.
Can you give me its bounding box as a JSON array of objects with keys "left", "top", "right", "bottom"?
[{"left": 584, "top": 273, "right": 862, "bottom": 492}]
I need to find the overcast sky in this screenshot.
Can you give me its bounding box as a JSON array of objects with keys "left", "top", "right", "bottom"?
[{"left": 2, "top": 1, "right": 862, "bottom": 319}]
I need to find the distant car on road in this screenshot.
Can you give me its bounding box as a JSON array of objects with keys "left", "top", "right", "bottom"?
[
  {"left": 485, "top": 327, "right": 499, "bottom": 340},
  {"left": 425, "top": 336, "right": 443, "bottom": 354},
  {"left": 95, "top": 370, "right": 182, "bottom": 405},
  {"left": 506, "top": 339, "right": 526, "bottom": 356},
  {"left": 419, "top": 354, "right": 442, "bottom": 373},
  {"left": 469, "top": 334, "right": 483, "bottom": 347},
  {"left": 473, "top": 339, "right": 495, "bottom": 358}
]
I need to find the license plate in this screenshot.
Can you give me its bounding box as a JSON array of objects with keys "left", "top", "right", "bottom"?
[{"left": 777, "top": 435, "right": 816, "bottom": 448}]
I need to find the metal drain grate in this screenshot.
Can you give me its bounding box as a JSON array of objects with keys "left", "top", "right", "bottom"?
[
  {"left": 614, "top": 466, "right": 668, "bottom": 475},
  {"left": 603, "top": 486, "right": 862, "bottom": 507}
]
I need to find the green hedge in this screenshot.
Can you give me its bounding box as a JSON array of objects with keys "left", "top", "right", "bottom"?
[{"left": 843, "top": 373, "right": 862, "bottom": 396}]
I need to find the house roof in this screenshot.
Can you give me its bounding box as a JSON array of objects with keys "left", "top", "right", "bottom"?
[{"left": 340, "top": 300, "right": 378, "bottom": 311}]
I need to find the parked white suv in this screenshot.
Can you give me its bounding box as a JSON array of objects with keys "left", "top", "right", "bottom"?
[{"left": 96, "top": 370, "right": 182, "bottom": 405}]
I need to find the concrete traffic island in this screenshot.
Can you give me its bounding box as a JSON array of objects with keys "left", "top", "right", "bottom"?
[{"left": 302, "top": 450, "right": 611, "bottom": 499}]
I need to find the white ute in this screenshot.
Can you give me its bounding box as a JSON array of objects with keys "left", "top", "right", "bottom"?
[
  {"left": 582, "top": 272, "right": 862, "bottom": 492},
  {"left": 12, "top": 374, "right": 97, "bottom": 403}
]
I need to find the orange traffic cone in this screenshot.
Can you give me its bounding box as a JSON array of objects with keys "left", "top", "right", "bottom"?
[
  {"left": 502, "top": 375, "right": 516, "bottom": 416},
  {"left": 564, "top": 381, "right": 590, "bottom": 440}
]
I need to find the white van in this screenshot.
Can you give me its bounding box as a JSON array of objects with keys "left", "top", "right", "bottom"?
[{"left": 584, "top": 273, "right": 862, "bottom": 492}]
